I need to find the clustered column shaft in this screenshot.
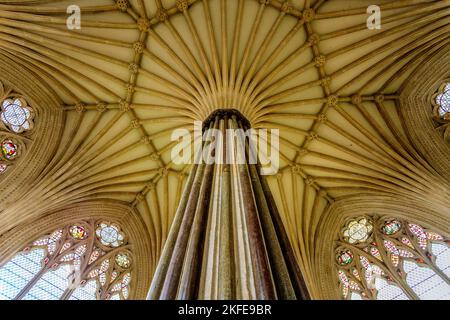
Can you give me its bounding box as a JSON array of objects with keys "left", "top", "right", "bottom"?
[{"left": 148, "top": 110, "right": 310, "bottom": 300}]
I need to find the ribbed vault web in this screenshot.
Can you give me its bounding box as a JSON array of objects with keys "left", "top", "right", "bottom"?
[{"left": 0, "top": 0, "right": 449, "bottom": 296}]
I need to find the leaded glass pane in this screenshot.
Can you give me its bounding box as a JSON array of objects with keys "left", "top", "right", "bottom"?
[
  {"left": 374, "top": 278, "right": 408, "bottom": 300},
  {"left": 350, "top": 292, "right": 363, "bottom": 300},
  {"left": 22, "top": 264, "right": 72, "bottom": 300},
  {"left": 432, "top": 243, "right": 450, "bottom": 278},
  {"left": 0, "top": 249, "right": 44, "bottom": 300},
  {"left": 69, "top": 280, "right": 97, "bottom": 300},
  {"left": 403, "top": 261, "right": 450, "bottom": 300}
]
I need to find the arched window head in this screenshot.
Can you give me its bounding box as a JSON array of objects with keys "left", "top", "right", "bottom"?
[
  {"left": 432, "top": 82, "right": 450, "bottom": 141},
  {"left": 0, "top": 220, "right": 133, "bottom": 300},
  {"left": 335, "top": 215, "right": 449, "bottom": 300}
]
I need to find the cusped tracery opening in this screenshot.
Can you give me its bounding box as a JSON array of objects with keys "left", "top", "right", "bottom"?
[
  {"left": 335, "top": 215, "right": 450, "bottom": 300},
  {"left": 0, "top": 220, "right": 133, "bottom": 300},
  {"left": 432, "top": 82, "right": 450, "bottom": 142}
]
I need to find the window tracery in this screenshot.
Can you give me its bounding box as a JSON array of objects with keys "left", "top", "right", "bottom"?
[
  {"left": 1, "top": 139, "right": 18, "bottom": 161},
  {"left": 335, "top": 216, "right": 450, "bottom": 300},
  {"left": 0, "top": 82, "right": 34, "bottom": 134},
  {"left": 0, "top": 81, "right": 35, "bottom": 174},
  {"left": 0, "top": 220, "right": 133, "bottom": 300},
  {"left": 432, "top": 82, "right": 450, "bottom": 142},
  {"left": 1, "top": 98, "right": 34, "bottom": 133},
  {"left": 0, "top": 138, "right": 21, "bottom": 174}
]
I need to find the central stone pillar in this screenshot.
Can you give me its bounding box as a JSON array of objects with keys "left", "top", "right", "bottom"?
[{"left": 147, "top": 110, "right": 310, "bottom": 300}]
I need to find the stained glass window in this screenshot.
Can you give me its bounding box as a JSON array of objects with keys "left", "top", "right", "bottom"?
[
  {"left": 434, "top": 83, "right": 450, "bottom": 118},
  {"left": 432, "top": 82, "right": 450, "bottom": 141},
  {"left": 0, "top": 138, "right": 19, "bottom": 173},
  {"left": 0, "top": 220, "right": 133, "bottom": 300},
  {"left": 342, "top": 218, "right": 373, "bottom": 244},
  {"left": 1, "top": 139, "right": 18, "bottom": 161},
  {"left": 0, "top": 91, "right": 33, "bottom": 172},
  {"left": 69, "top": 225, "right": 88, "bottom": 240},
  {"left": 335, "top": 216, "right": 450, "bottom": 300},
  {"left": 1, "top": 98, "right": 34, "bottom": 133},
  {"left": 96, "top": 223, "right": 125, "bottom": 247}
]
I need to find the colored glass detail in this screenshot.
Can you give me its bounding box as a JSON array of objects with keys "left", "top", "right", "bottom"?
[
  {"left": 69, "top": 225, "right": 88, "bottom": 240},
  {"left": 115, "top": 253, "right": 131, "bottom": 269},
  {"left": 343, "top": 218, "right": 373, "bottom": 244},
  {"left": 0, "top": 220, "right": 132, "bottom": 300},
  {"left": 381, "top": 219, "right": 401, "bottom": 235},
  {"left": 336, "top": 216, "right": 450, "bottom": 300},
  {"left": 336, "top": 249, "right": 353, "bottom": 266},
  {"left": 1, "top": 140, "right": 17, "bottom": 160}
]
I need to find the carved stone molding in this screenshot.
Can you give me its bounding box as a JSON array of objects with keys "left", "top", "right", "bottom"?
[
  {"left": 399, "top": 46, "right": 450, "bottom": 181},
  {"left": 0, "top": 52, "right": 64, "bottom": 209}
]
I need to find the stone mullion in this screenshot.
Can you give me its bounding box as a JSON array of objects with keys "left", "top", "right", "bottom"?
[
  {"left": 14, "top": 264, "right": 49, "bottom": 300},
  {"left": 342, "top": 263, "right": 372, "bottom": 299},
  {"left": 14, "top": 228, "right": 71, "bottom": 300},
  {"left": 372, "top": 231, "right": 419, "bottom": 300},
  {"left": 403, "top": 227, "right": 450, "bottom": 285},
  {"left": 60, "top": 221, "right": 97, "bottom": 300},
  {"left": 353, "top": 264, "right": 375, "bottom": 299},
  {"left": 337, "top": 240, "right": 418, "bottom": 300}
]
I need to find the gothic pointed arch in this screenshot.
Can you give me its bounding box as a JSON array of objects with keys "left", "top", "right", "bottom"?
[
  {"left": 0, "top": 52, "right": 64, "bottom": 210},
  {"left": 399, "top": 46, "right": 450, "bottom": 180},
  {"left": 313, "top": 195, "right": 449, "bottom": 300},
  {"left": 0, "top": 200, "right": 152, "bottom": 300}
]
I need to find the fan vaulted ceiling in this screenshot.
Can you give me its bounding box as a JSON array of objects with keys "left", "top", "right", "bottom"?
[{"left": 0, "top": 0, "right": 449, "bottom": 296}]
